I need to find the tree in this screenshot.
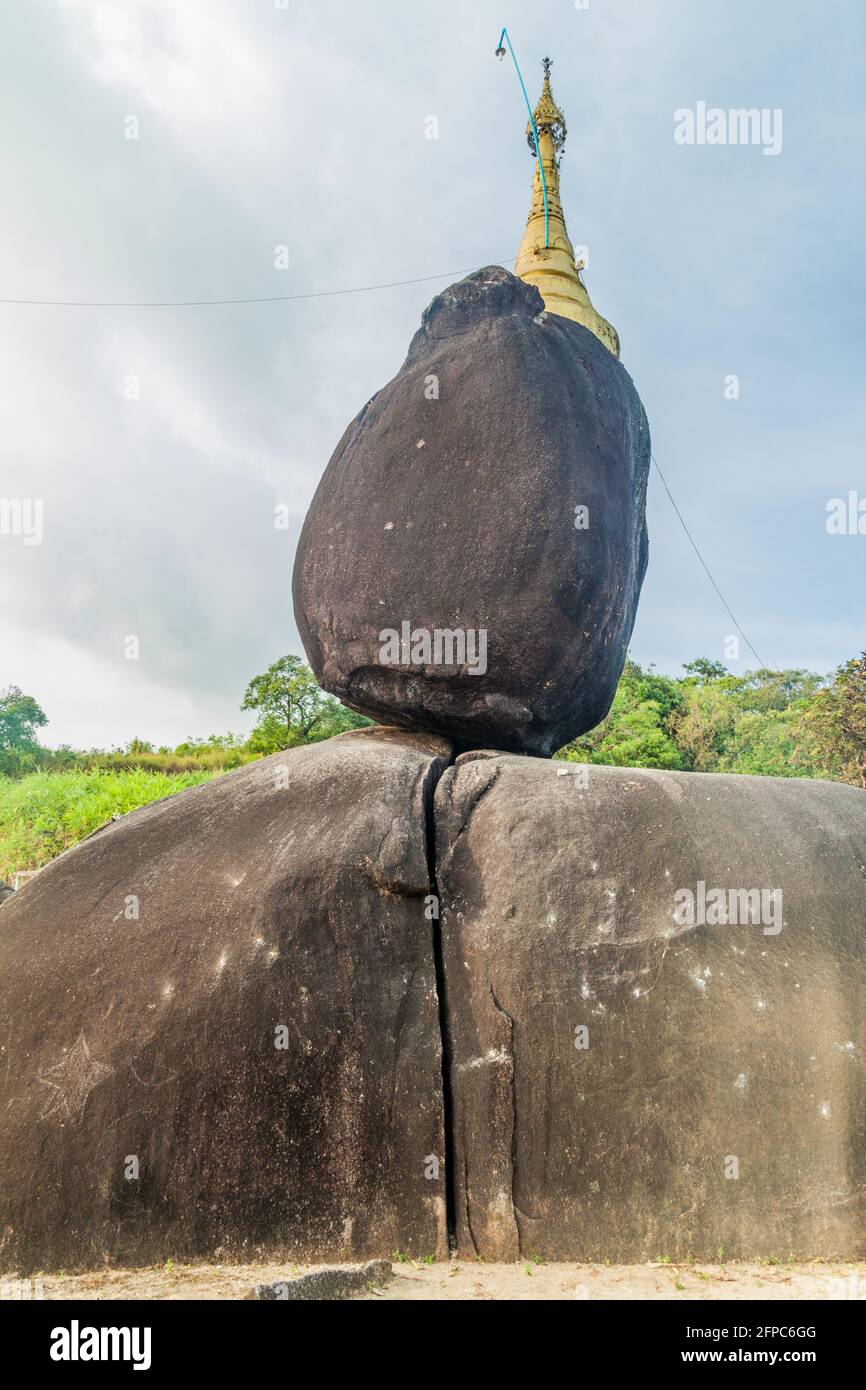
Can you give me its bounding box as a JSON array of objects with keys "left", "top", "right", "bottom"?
[
  {"left": 734, "top": 667, "right": 824, "bottom": 713},
  {"left": 834, "top": 654, "right": 866, "bottom": 786},
  {"left": 241, "top": 656, "right": 369, "bottom": 752},
  {"left": 126, "top": 737, "right": 154, "bottom": 755},
  {"left": 682, "top": 658, "right": 729, "bottom": 685},
  {"left": 0, "top": 687, "right": 48, "bottom": 776},
  {"left": 556, "top": 657, "right": 854, "bottom": 782},
  {"left": 800, "top": 653, "right": 866, "bottom": 788},
  {"left": 676, "top": 682, "right": 739, "bottom": 771},
  {"left": 0, "top": 687, "right": 47, "bottom": 753},
  {"left": 557, "top": 660, "right": 685, "bottom": 769},
  {"left": 174, "top": 733, "right": 244, "bottom": 755},
  {"left": 715, "top": 708, "right": 812, "bottom": 779}
]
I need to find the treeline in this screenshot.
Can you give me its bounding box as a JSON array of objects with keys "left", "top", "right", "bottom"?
[
  {"left": 0, "top": 656, "right": 372, "bottom": 879},
  {"left": 2, "top": 651, "right": 863, "bottom": 884},
  {"left": 557, "top": 655, "right": 866, "bottom": 788},
  {"left": 0, "top": 656, "right": 370, "bottom": 778},
  {"left": 2, "top": 653, "right": 864, "bottom": 787}
]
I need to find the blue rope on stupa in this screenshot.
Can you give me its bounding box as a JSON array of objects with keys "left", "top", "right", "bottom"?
[{"left": 495, "top": 27, "right": 550, "bottom": 249}]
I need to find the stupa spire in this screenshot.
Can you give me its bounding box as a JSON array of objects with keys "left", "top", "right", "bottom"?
[{"left": 515, "top": 58, "right": 620, "bottom": 358}]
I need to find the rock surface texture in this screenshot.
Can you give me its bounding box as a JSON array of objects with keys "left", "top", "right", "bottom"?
[
  {"left": 435, "top": 754, "right": 866, "bottom": 1261},
  {"left": 292, "top": 266, "right": 650, "bottom": 756},
  {"left": 0, "top": 729, "right": 450, "bottom": 1272},
  {"left": 2, "top": 737, "right": 864, "bottom": 1270}
]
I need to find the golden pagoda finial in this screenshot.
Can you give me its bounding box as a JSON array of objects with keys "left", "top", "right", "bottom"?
[
  {"left": 515, "top": 58, "right": 620, "bottom": 358},
  {"left": 527, "top": 57, "right": 567, "bottom": 156}
]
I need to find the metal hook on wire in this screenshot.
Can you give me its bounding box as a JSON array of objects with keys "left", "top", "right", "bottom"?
[{"left": 495, "top": 28, "right": 550, "bottom": 249}]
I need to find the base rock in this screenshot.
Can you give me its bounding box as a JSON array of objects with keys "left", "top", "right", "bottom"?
[
  {"left": 0, "top": 729, "right": 450, "bottom": 1272},
  {"left": 2, "top": 737, "right": 864, "bottom": 1268},
  {"left": 436, "top": 754, "right": 866, "bottom": 1261}
]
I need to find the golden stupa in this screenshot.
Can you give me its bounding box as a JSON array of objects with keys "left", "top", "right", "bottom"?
[{"left": 515, "top": 58, "right": 620, "bottom": 358}]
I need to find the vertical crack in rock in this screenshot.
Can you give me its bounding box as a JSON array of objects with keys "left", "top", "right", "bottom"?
[
  {"left": 462, "top": 1145, "right": 480, "bottom": 1258},
  {"left": 490, "top": 986, "right": 520, "bottom": 1255},
  {"left": 0, "top": 733, "right": 458, "bottom": 1271},
  {"left": 432, "top": 755, "right": 520, "bottom": 1261},
  {"left": 421, "top": 752, "right": 458, "bottom": 1249}
]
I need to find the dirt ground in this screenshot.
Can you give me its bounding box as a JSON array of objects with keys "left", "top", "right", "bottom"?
[{"left": 4, "top": 1259, "right": 865, "bottom": 1301}]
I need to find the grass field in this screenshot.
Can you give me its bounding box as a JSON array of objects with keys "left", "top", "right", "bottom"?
[{"left": 0, "top": 768, "right": 216, "bottom": 882}]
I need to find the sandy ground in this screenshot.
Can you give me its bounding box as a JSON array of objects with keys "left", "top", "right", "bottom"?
[{"left": 4, "top": 1259, "right": 865, "bottom": 1301}]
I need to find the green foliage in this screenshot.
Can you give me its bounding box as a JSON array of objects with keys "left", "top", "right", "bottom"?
[
  {"left": 682, "top": 658, "right": 729, "bottom": 684},
  {"left": 0, "top": 768, "right": 214, "bottom": 880},
  {"left": 0, "top": 687, "right": 49, "bottom": 775},
  {"left": 0, "top": 686, "right": 48, "bottom": 749},
  {"left": 131, "top": 732, "right": 253, "bottom": 774},
  {"left": 734, "top": 668, "right": 824, "bottom": 712},
  {"left": 94, "top": 745, "right": 255, "bottom": 775},
  {"left": 2, "top": 654, "right": 860, "bottom": 884},
  {"left": 557, "top": 655, "right": 863, "bottom": 787},
  {"left": 559, "top": 660, "right": 685, "bottom": 769},
  {"left": 0, "top": 658, "right": 373, "bottom": 879},
  {"left": 798, "top": 652, "right": 866, "bottom": 788},
  {"left": 242, "top": 654, "right": 370, "bottom": 753}
]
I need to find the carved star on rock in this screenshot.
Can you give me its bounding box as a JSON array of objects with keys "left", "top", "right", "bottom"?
[{"left": 37, "top": 1032, "right": 112, "bottom": 1123}]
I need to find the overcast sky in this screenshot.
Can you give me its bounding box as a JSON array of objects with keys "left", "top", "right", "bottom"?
[{"left": 1, "top": 0, "right": 863, "bottom": 749}]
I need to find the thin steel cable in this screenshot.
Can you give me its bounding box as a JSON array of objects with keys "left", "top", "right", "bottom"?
[
  {"left": 651, "top": 452, "right": 766, "bottom": 668},
  {"left": 0, "top": 259, "right": 516, "bottom": 308}
]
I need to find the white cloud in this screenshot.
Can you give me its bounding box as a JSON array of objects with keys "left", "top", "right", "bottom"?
[{"left": 1, "top": 0, "right": 863, "bottom": 749}]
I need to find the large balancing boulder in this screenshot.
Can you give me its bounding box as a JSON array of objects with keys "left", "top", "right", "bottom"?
[
  {"left": 0, "top": 729, "right": 450, "bottom": 1273},
  {"left": 435, "top": 753, "right": 866, "bottom": 1261},
  {"left": 293, "top": 266, "right": 650, "bottom": 756}
]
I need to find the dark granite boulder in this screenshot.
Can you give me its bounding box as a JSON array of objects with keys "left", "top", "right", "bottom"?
[
  {"left": 4, "top": 723, "right": 863, "bottom": 1272},
  {"left": 293, "top": 266, "right": 650, "bottom": 756},
  {"left": 435, "top": 753, "right": 866, "bottom": 1261},
  {"left": 0, "top": 729, "right": 450, "bottom": 1273}
]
